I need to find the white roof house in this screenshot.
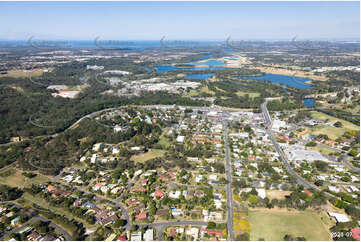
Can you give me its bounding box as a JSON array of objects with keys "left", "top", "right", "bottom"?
[
  {"left": 176, "top": 136, "right": 185, "bottom": 143},
  {"left": 91, "top": 154, "right": 97, "bottom": 163},
  {"left": 273, "top": 167, "right": 283, "bottom": 174},
  {"left": 328, "top": 186, "right": 340, "bottom": 193},
  {"left": 171, "top": 208, "right": 184, "bottom": 216},
  {"left": 186, "top": 227, "right": 199, "bottom": 240},
  {"left": 131, "top": 232, "right": 142, "bottom": 241},
  {"left": 92, "top": 143, "right": 102, "bottom": 152},
  {"left": 143, "top": 229, "right": 153, "bottom": 241},
  {"left": 208, "top": 174, "right": 218, "bottom": 181},
  {"left": 169, "top": 191, "right": 181, "bottom": 199},
  {"left": 112, "top": 147, "right": 120, "bottom": 155},
  {"left": 328, "top": 212, "right": 350, "bottom": 223},
  {"left": 256, "top": 188, "right": 266, "bottom": 199}
]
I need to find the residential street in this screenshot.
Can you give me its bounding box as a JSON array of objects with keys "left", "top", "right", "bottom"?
[{"left": 0, "top": 202, "right": 72, "bottom": 241}]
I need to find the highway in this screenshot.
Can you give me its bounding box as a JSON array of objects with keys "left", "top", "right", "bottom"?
[{"left": 223, "top": 121, "right": 235, "bottom": 241}]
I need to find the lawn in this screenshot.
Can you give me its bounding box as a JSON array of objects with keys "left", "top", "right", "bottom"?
[
  {"left": 0, "top": 169, "right": 50, "bottom": 188},
  {"left": 311, "top": 126, "right": 348, "bottom": 140},
  {"left": 248, "top": 210, "right": 331, "bottom": 241},
  {"left": 308, "top": 145, "right": 335, "bottom": 155},
  {"left": 0, "top": 69, "right": 45, "bottom": 78},
  {"left": 236, "top": 91, "right": 260, "bottom": 98},
  {"left": 157, "top": 133, "right": 171, "bottom": 149},
  {"left": 310, "top": 111, "right": 359, "bottom": 130},
  {"left": 22, "top": 192, "right": 94, "bottom": 229},
  {"left": 131, "top": 149, "right": 166, "bottom": 163},
  {"left": 187, "top": 86, "right": 215, "bottom": 97},
  {"left": 310, "top": 111, "right": 359, "bottom": 140}
]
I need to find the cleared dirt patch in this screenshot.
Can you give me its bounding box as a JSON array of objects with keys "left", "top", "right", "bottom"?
[{"left": 266, "top": 190, "right": 291, "bottom": 200}]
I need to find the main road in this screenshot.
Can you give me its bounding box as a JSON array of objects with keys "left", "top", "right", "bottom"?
[
  {"left": 261, "top": 100, "right": 350, "bottom": 200},
  {"left": 223, "top": 120, "right": 234, "bottom": 241}
]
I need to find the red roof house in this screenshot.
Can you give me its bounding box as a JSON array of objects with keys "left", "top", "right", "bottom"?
[
  {"left": 135, "top": 213, "right": 147, "bottom": 220},
  {"left": 167, "top": 171, "right": 176, "bottom": 179},
  {"left": 351, "top": 228, "right": 360, "bottom": 241},
  {"left": 304, "top": 190, "right": 312, "bottom": 196},
  {"left": 117, "top": 235, "right": 127, "bottom": 241},
  {"left": 153, "top": 190, "right": 164, "bottom": 199}
]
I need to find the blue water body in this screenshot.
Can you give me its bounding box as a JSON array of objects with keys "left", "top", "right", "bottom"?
[
  {"left": 195, "top": 54, "right": 212, "bottom": 61},
  {"left": 304, "top": 98, "right": 315, "bottom": 108},
  {"left": 185, "top": 73, "right": 215, "bottom": 79},
  {"left": 225, "top": 56, "right": 239, "bottom": 60},
  {"left": 237, "top": 73, "right": 314, "bottom": 89},
  {"left": 155, "top": 65, "right": 226, "bottom": 73},
  {"left": 192, "top": 59, "right": 225, "bottom": 66},
  {"left": 143, "top": 66, "right": 152, "bottom": 73}
]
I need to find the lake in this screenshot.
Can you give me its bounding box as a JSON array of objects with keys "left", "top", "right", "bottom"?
[
  {"left": 191, "top": 59, "right": 225, "bottom": 66},
  {"left": 304, "top": 98, "right": 315, "bottom": 108},
  {"left": 155, "top": 65, "right": 226, "bottom": 73},
  {"left": 185, "top": 73, "right": 215, "bottom": 79},
  {"left": 236, "top": 73, "right": 314, "bottom": 89}
]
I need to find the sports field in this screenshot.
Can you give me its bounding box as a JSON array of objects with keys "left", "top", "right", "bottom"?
[{"left": 248, "top": 210, "right": 331, "bottom": 241}]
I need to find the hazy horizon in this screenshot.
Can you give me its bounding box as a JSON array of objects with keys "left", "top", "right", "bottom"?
[{"left": 0, "top": 1, "right": 359, "bottom": 41}]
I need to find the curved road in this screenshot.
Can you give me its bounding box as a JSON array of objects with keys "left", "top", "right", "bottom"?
[{"left": 0, "top": 202, "right": 72, "bottom": 241}]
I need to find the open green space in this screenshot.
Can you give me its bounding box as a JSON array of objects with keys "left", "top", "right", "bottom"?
[
  {"left": 22, "top": 192, "right": 94, "bottom": 229},
  {"left": 248, "top": 210, "right": 331, "bottom": 241},
  {"left": 310, "top": 111, "right": 359, "bottom": 140},
  {"left": 187, "top": 86, "right": 215, "bottom": 97},
  {"left": 236, "top": 91, "right": 260, "bottom": 98},
  {"left": 131, "top": 149, "right": 166, "bottom": 163},
  {"left": 157, "top": 134, "right": 171, "bottom": 149},
  {"left": 0, "top": 168, "right": 50, "bottom": 188},
  {"left": 309, "top": 145, "right": 336, "bottom": 155}
]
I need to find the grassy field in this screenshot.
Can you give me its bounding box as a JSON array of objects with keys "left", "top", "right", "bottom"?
[
  {"left": 0, "top": 69, "right": 44, "bottom": 78},
  {"left": 308, "top": 145, "right": 335, "bottom": 155},
  {"left": 131, "top": 149, "right": 166, "bottom": 163},
  {"left": 335, "top": 104, "right": 360, "bottom": 115},
  {"left": 187, "top": 86, "right": 215, "bottom": 97},
  {"left": 310, "top": 111, "right": 359, "bottom": 130},
  {"left": 248, "top": 210, "right": 331, "bottom": 241},
  {"left": 157, "top": 132, "right": 171, "bottom": 149},
  {"left": 236, "top": 91, "right": 260, "bottom": 98},
  {"left": 0, "top": 168, "right": 50, "bottom": 188},
  {"left": 310, "top": 111, "right": 359, "bottom": 140}
]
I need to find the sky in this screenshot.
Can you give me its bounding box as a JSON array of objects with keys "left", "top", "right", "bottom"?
[{"left": 0, "top": 1, "right": 359, "bottom": 41}]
